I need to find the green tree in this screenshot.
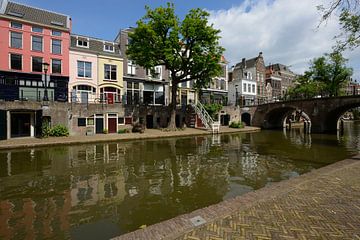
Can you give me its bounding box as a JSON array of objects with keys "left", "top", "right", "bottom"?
[
  {"left": 287, "top": 71, "right": 325, "bottom": 99},
  {"left": 311, "top": 52, "right": 352, "bottom": 96},
  {"left": 127, "top": 3, "right": 224, "bottom": 129},
  {"left": 318, "top": 0, "right": 360, "bottom": 50}
]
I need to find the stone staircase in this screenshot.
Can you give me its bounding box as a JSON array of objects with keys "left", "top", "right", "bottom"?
[{"left": 190, "top": 102, "right": 220, "bottom": 133}]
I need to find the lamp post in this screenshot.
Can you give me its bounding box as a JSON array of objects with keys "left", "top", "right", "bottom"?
[
  {"left": 235, "top": 84, "right": 238, "bottom": 106},
  {"left": 42, "top": 62, "right": 50, "bottom": 101}
]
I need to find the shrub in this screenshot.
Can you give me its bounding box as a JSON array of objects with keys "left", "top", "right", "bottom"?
[
  {"left": 103, "top": 129, "right": 108, "bottom": 134},
  {"left": 117, "top": 129, "right": 127, "bottom": 134},
  {"left": 229, "top": 121, "right": 244, "bottom": 129},
  {"left": 132, "top": 123, "right": 145, "bottom": 133},
  {"left": 49, "top": 125, "right": 69, "bottom": 137},
  {"left": 41, "top": 124, "right": 51, "bottom": 138},
  {"left": 204, "top": 103, "right": 223, "bottom": 119}
]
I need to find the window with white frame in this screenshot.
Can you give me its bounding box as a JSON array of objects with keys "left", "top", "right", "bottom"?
[
  {"left": 146, "top": 66, "right": 162, "bottom": 80},
  {"left": 10, "top": 32, "right": 22, "bottom": 49},
  {"left": 243, "top": 83, "right": 246, "bottom": 92},
  {"left": 104, "top": 43, "right": 114, "bottom": 52},
  {"left": 32, "top": 36, "right": 43, "bottom": 51},
  {"left": 252, "top": 84, "right": 255, "bottom": 93},
  {"left": 10, "top": 53, "right": 22, "bottom": 70},
  {"left": 32, "top": 56, "right": 42, "bottom": 72},
  {"left": 32, "top": 26, "right": 43, "bottom": 33},
  {"left": 52, "top": 30, "right": 62, "bottom": 36},
  {"left": 77, "top": 39, "right": 89, "bottom": 48},
  {"left": 77, "top": 61, "right": 92, "bottom": 78},
  {"left": 127, "top": 60, "right": 136, "bottom": 75},
  {"left": 248, "top": 83, "right": 251, "bottom": 93},
  {"left": 104, "top": 64, "right": 117, "bottom": 80},
  {"left": 126, "top": 82, "right": 140, "bottom": 105},
  {"left": 52, "top": 39, "right": 61, "bottom": 54},
  {"left": 11, "top": 22, "right": 22, "bottom": 29}
]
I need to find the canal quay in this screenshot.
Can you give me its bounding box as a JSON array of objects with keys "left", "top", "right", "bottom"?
[{"left": 0, "top": 122, "right": 359, "bottom": 240}]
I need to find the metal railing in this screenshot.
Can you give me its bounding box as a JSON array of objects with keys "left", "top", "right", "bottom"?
[{"left": 191, "top": 101, "right": 220, "bottom": 133}]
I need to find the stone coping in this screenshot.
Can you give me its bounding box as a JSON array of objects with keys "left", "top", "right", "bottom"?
[
  {"left": 0, "top": 127, "right": 260, "bottom": 151},
  {"left": 112, "top": 155, "right": 360, "bottom": 240}
]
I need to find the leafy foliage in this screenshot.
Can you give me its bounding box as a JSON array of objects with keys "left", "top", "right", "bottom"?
[
  {"left": 49, "top": 125, "right": 69, "bottom": 137},
  {"left": 229, "top": 121, "right": 244, "bottom": 129},
  {"left": 204, "top": 103, "right": 223, "bottom": 119},
  {"left": 287, "top": 52, "right": 352, "bottom": 99},
  {"left": 127, "top": 3, "right": 224, "bottom": 128},
  {"left": 318, "top": 0, "right": 360, "bottom": 50}
]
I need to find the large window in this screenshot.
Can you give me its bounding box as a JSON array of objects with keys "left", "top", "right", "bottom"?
[
  {"left": 10, "top": 32, "right": 22, "bottom": 49},
  {"left": 32, "top": 36, "right": 43, "bottom": 51},
  {"left": 10, "top": 54, "right": 22, "bottom": 70},
  {"left": 143, "top": 83, "right": 164, "bottom": 105},
  {"left": 32, "top": 26, "right": 43, "bottom": 33},
  {"left": 52, "top": 30, "right": 62, "bottom": 36},
  {"left": 52, "top": 59, "right": 61, "bottom": 74},
  {"left": 52, "top": 39, "right": 61, "bottom": 54},
  {"left": 77, "top": 61, "right": 92, "bottom": 78},
  {"left": 32, "top": 57, "right": 42, "bottom": 72},
  {"left": 126, "top": 82, "right": 140, "bottom": 105},
  {"left": 11, "top": 22, "right": 22, "bottom": 29},
  {"left": 104, "top": 64, "right": 117, "bottom": 80},
  {"left": 127, "top": 60, "right": 136, "bottom": 75}
]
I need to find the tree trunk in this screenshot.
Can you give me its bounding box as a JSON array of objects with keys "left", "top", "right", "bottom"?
[{"left": 168, "top": 81, "right": 178, "bottom": 129}]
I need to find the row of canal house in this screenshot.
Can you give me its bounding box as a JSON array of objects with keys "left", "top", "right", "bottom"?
[{"left": 0, "top": 0, "right": 230, "bottom": 140}]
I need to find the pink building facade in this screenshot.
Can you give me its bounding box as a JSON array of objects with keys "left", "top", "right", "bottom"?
[{"left": 0, "top": 0, "right": 71, "bottom": 102}]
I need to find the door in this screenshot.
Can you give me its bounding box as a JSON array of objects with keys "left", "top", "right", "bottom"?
[
  {"left": 96, "top": 118, "right": 104, "bottom": 134},
  {"left": 11, "top": 113, "right": 31, "bottom": 138},
  {"left": 146, "top": 115, "right": 153, "bottom": 129},
  {"left": 107, "top": 93, "right": 114, "bottom": 104},
  {"left": 108, "top": 118, "right": 117, "bottom": 133},
  {"left": 0, "top": 110, "right": 6, "bottom": 140},
  {"left": 181, "top": 91, "right": 187, "bottom": 106},
  {"left": 81, "top": 92, "right": 88, "bottom": 103}
]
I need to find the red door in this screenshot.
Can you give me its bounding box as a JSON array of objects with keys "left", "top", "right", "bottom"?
[
  {"left": 108, "top": 118, "right": 117, "bottom": 133},
  {"left": 107, "top": 93, "right": 114, "bottom": 104}
]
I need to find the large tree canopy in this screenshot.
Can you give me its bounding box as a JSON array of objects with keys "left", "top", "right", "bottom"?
[
  {"left": 287, "top": 52, "right": 352, "bottom": 99},
  {"left": 127, "top": 3, "right": 224, "bottom": 128},
  {"left": 318, "top": 0, "right": 360, "bottom": 50}
]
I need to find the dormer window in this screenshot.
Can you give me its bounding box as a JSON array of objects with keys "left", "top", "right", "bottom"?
[
  {"left": 11, "top": 22, "right": 22, "bottom": 29},
  {"left": 77, "top": 38, "right": 89, "bottom": 48},
  {"left": 104, "top": 43, "right": 114, "bottom": 52}
]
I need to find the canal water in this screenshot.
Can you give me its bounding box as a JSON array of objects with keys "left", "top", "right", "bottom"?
[{"left": 0, "top": 122, "right": 359, "bottom": 240}]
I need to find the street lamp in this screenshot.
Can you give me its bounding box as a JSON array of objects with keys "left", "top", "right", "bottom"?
[
  {"left": 42, "top": 62, "right": 50, "bottom": 101},
  {"left": 235, "top": 84, "right": 238, "bottom": 106}
]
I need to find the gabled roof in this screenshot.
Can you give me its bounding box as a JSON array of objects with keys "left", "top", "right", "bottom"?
[
  {"left": 70, "top": 34, "right": 122, "bottom": 58},
  {"left": 266, "top": 63, "right": 296, "bottom": 74},
  {"left": 1, "top": 1, "right": 70, "bottom": 30}
]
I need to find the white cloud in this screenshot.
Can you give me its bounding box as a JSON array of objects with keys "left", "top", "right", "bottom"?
[{"left": 208, "top": 0, "right": 360, "bottom": 81}]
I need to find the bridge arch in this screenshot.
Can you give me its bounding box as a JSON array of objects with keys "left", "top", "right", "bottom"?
[
  {"left": 323, "top": 102, "right": 360, "bottom": 133},
  {"left": 241, "top": 112, "right": 251, "bottom": 126}
]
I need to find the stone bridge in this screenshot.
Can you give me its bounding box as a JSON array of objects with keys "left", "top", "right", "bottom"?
[{"left": 240, "top": 96, "right": 360, "bottom": 133}]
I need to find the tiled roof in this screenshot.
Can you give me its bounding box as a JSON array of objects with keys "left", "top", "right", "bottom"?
[
  {"left": 70, "top": 35, "right": 122, "bottom": 58},
  {"left": 234, "top": 57, "right": 257, "bottom": 69},
  {"left": 2, "top": 1, "right": 70, "bottom": 29}
]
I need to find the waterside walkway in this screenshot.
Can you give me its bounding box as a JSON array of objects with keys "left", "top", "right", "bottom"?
[
  {"left": 0, "top": 126, "right": 260, "bottom": 150},
  {"left": 113, "top": 155, "right": 360, "bottom": 240}
]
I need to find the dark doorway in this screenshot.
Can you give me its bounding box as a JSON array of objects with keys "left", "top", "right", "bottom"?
[
  {"left": 242, "top": 112, "right": 251, "bottom": 126},
  {"left": 175, "top": 114, "right": 180, "bottom": 128},
  {"left": 181, "top": 91, "right": 187, "bottom": 106},
  {"left": 0, "top": 110, "right": 6, "bottom": 140},
  {"left": 11, "top": 113, "right": 31, "bottom": 138},
  {"left": 146, "top": 115, "right": 154, "bottom": 129},
  {"left": 96, "top": 117, "right": 104, "bottom": 134},
  {"left": 220, "top": 114, "right": 230, "bottom": 126},
  {"left": 108, "top": 118, "right": 117, "bottom": 133}
]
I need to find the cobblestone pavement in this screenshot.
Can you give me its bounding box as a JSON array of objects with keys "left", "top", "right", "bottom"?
[
  {"left": 0, "top": 126, "right": 259, "bottom": 150},
  {"left": 113, "top": 156, "right": 360, "bottom": 240}
]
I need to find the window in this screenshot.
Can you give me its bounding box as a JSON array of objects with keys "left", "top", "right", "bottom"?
[
  {"left": 148, "top": 66, "right": 162, "bottom": 79},
  {"left": 77, "top": 61, "right": 92, "bottom": 78},
  {"left": 252, "top": 84, "right": 255, "bottom": 93},
  {"left": 52, "top": 59, "right": 61, "bottom": 74},
  {"left": 77, "top": 39, "right": 88, "bottom": 48},
  {"left": 126, "top": 82, "right": 140, "bottom": 105},
  {"left": 52, "top": 39, "right": 61, "bottom": 54},
  {"left": 118, "top": 117, "right": 124, "bottom": 124},
  {"left": 243, "top": 83, "right": 246, "bottom": 92},
  {"left": 248, "top": 84, "right": 251, "bottom": 93},
  {"left": 78, "top": 118, "right": 86, "bottom": 126},
  {"left": 10, "top": 54, "right": 22, "bottom": 70},
  {"left": 127, "top": 60, "right": 136, "bottom": 75},
  {"left": 10, "top": 32, "right": 22, "bottom": 49},
  {"left": 11, "top": 22, "right": 22, "bottom": 29},
  {"left": 32, "top": 57, "right": 42, "bottom": 72},
  {"left": 104, "top": 64, "right": 117, "bottom": 80},
  {"left": 32, "top": 36, "right": 43, "bottom": 51},
  {"left": 52, "top": 30, "right": 61, "bottom": 36},
  {"left": 104, "top": 44, "right": 114, "bottom": 52},
  {"left": 32, "top": 26, "right": 43, "bottom": 33},
  {"left": 143, "top": 83, "right": 164, "bottom": 105}
]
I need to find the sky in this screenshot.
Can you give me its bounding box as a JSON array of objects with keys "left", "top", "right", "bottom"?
[{"left": 14, "top": 0, "right": 360, "bottom": 80}]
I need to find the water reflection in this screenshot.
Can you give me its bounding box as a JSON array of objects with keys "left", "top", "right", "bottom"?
[{"left": 0, "top": 122, "right": 359, "bottom": 240}]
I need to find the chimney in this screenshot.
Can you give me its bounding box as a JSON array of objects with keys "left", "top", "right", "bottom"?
[
  {"left": 259, "top": 52, "right": 263, "bottom": 57},
  {"left": 0, "top": 0, "right": 8, "bottom": 14},
  {"left": 242, "top": 58, "right": 246, "bottom": 69}
]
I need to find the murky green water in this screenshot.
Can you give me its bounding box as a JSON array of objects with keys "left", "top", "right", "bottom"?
[{"left": 0, "top": 122, "right": 359, "bottom": 240}]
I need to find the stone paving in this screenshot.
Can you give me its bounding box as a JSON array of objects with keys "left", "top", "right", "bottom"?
[
  {"left": 113, "top": 155, "right": 360, "bottom": 240},
  {"left": 0, "top": 126, "right": 260, "bottom": 150}
]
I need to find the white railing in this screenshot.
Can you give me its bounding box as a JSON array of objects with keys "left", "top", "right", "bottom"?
[{"left": 191, "top": 102, "right": 220, "bottom": 133}]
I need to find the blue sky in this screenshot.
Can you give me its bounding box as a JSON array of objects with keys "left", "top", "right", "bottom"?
[
  {"left": 13, "top": 0, "right": 360, "bottom": 80},
  {"left": 14, "top": 0, "right": 244, "bottom": 41}
]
